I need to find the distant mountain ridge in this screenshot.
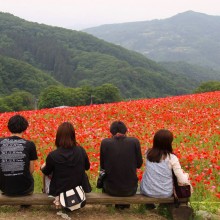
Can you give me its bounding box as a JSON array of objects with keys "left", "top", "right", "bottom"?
[
  {"left": 0, "top": 12, "right": 202, "bottom": 99},
  {"left": 0, "top": 12, "right": 220, "bottom": 102},
  {"left": 83, "top": 11, "right": 220, "bottom": 70}
]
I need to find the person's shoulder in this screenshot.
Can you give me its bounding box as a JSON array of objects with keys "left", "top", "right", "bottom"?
[
  {"left": 0, "top": 138, "right": 5, "bottom": 145},
  {"left": 125, "top": 136, "right": 140, "bottom": 143},
  {"left": 50, "top": 148, "right": 60, "bottom": 154},
  {"left": 77, "top": 145, "right": 86, "bottom": 153},
  {"left": 101, "top": 138, "right": 112, "bottom": 143},
  {"left": 21, "top": 138, "right": 35, "bottom": 146},
  {"left": 170, "top": 153, "right": 178, "bottom": 158},
  {"left": 47, "top": 148, "right": 59, "bottom": 159},
  {"left": 126, "top": 136, "right": 139, "bottom": 140},
  {"left": 169, "top": 153, "right": 179, "bottom": 162}
]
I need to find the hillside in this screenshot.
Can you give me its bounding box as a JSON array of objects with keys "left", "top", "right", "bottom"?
[
  {"left": 0, "top": 55, "right": 60, "bottom": 96},
  {"left": 83, "top": 11, "right": 220, "bottom": 70},
  {"left": 0, "top": 91, "right": 219, "bottom": 217},
  {"left": 159, "top": 61, "right": 220, "bottom": 83},
  {"left": 0, "top": 12, "right": 198, "bottom": 99}
]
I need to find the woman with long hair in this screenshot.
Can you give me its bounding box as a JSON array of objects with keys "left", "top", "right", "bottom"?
[
  {"left": 140, "top": 129, "right": 191, "bottom": 198},
  {"left": 41, "top": 122, "right": 90, "bottom": 200}
]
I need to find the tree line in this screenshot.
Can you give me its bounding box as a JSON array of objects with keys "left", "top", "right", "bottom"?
[
  {"left": 1, "top": 81, "right": 219, "bottom": 113},
  {"left": 0, "top": 83, "right": 122, "bottom": 112}
]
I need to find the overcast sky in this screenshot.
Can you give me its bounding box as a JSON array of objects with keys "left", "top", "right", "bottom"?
[{"left": 1, "top": 0, "right": 220, "bottom": 30}]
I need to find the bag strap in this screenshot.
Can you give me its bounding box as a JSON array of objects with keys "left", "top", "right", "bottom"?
[
  {"left": 172, "top": 169, "right": 180, "bottom": 208},
  {"left": 78, "top": 146, "right": 86, "bottom": 180}
]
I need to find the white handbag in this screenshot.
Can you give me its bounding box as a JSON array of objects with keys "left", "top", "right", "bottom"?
[{"left": 59, "top": 186, "right": 86, "bottom": 211}]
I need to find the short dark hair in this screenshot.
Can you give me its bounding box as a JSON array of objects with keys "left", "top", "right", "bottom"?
[
  {"left": 8, "top": 114, "right": 29, "bottom": 134},
  {"left": 110, "top": 121, "right": 127, "bottom": 135},
  {"left": 147, "top": 129, "right": 173, "bottom": 163},
  {"left": 55, "top": 122, "right": 76, "bottom": 148}
]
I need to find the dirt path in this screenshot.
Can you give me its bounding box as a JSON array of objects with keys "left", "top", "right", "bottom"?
[{"left": 0, "top": 205, "right": 168, "bottom": 220}]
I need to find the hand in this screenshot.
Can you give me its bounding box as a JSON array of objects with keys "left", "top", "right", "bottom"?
[
  {"left": 53, "top": 196, "right": 62, "bottom": 209},
  {"left": 40, "top": 162, "right": 46, "bottom": 170}
]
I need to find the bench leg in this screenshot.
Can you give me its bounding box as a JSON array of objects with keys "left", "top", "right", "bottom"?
[{"left": 169, "top": 204, "right": 194, "bottom": 220}]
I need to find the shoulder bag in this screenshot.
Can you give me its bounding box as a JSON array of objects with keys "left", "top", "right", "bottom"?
[
  {"left": 172, "top": 170, "right": 191, "bottom": 207},
  {"left": 59, "top": 186, "right": 86, "bottom": 211},
  {"left": 96, "top": 169, "right": 106, "bottom": 189},
  {"left": 79, "top": 146, "right": 92, "bottom": 193}
]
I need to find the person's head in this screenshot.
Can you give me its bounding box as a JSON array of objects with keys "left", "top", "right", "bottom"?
[
  {"left": 55, "top": 122, "right": 76, "bottom": 148},
  {"left": 147, "top": 129, "right": 173, "bottom": 163},
  {"left": 153, "top": 129, "right": 173, "bottom": 151},
  {"left": 110, "top": 121, "right": 127, "bottom": 136},
  {"left": 8, "top": 114, "right": 29, "bottom": 134}
]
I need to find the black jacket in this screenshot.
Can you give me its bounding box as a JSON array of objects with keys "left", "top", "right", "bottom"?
[
  {"left": 42, "top": 146, "right": 90, "bottom": 196},
  {"left": 100, "top": 136, "right": 143, "bottom": 194}
]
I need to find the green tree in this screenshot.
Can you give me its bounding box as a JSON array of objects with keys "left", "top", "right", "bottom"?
[
  {"left": 0, "top": 99, "right": 12, "bottom": 112},
  {"left": 93, "top": 83, "right": 122, "bottom": 104},
  {"left": 194, "top": 81, "right": 220, "bottom": 93},
  {"left": 63, "top": 87, "right": 90, "bottom": 106},
  {"left": 38, "top": 86, "right": 65, "bottom": 109},
  {"left": 38, "top": 84, "right": 122, "bottom": 109},
  {"left": 2, "top": 91, "right": 34, "bottom": 112}
]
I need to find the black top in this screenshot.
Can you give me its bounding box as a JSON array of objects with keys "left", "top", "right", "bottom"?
[
  {"left": 100, "top": 136, "right": 143, "bottom": 194},
  {"left": 0, "top": 136, "right": 38, "bottom": 196},
  {"left": 42, "top": 146, "right": 90, "bottom": 196}
]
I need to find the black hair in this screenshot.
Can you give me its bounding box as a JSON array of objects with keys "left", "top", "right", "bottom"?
[
  {"left": 110, "top": 121, "right": 127, "bottom": 135},
  {"left": 8, "top": 115, "right": 29, "bottom": 134}
]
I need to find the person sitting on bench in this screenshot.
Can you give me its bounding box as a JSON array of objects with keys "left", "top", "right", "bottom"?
[
  {"left": 0, "top": 115, "right": 38, "bottom": 196},
  {"left": 41, "top": 122, "right": 90, "bottom": 208},
  {"left": 99, "top": 121, "right": 143, "bottom": 209},
  {"left": 140, "top": 129, "right": 192, "bottom": 203}
]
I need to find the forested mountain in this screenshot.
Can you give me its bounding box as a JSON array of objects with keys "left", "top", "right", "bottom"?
[
  {"left": 0, "top": 55, "right": 60, "bottom": 96},
  {"left": 84, "top": 11, "right": 220, "bottom": 70},
  {"left": 159, "top": 61, "right": 220, "bottom": 83},
  {"left": 0, "top": 12, "right": 199, "bottom": 99}
]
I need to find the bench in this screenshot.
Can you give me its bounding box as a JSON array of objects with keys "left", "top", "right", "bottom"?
[{"left": 0, "top": 193, "right": 193, "bottom": 220}]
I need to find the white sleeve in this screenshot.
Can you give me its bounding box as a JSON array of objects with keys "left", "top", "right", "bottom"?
[{"left": 169, "top": 154, "right": 190, "bottom": 184}]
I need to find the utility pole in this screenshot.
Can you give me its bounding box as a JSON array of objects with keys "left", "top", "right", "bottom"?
[
  {"left": 34, "top": 97, "right": 38, "bottom": 110},
  {"left": 90, "top": 94, "right": 93, "bottom": 105}
]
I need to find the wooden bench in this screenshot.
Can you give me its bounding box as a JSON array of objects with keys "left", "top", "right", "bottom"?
[{"left": 0, "top": 193, "right": 193, "bottom": 220}]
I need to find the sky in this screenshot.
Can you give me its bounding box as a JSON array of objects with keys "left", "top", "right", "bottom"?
[{"left": 1, "top": 0, "right": 220, "bottom": 30}]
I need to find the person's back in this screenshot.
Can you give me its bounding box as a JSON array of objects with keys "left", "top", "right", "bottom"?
[
  {"left": 41, "top": 122, "right": 90, "bottom": 197},
  {"left": 42, "top": 145, "right": 90, "bottom": 196},
  {"left": 0, "top": 115, "right": 38, "bottom": 196},
  {"left": 140, "top": 129, "right": 191, "bottom": 198},
  {"left": 100, "top": 121, "right": 143, "bottom": 196},
  {"left": 140, "top": 155, "right": 173, "bottom": 198}
]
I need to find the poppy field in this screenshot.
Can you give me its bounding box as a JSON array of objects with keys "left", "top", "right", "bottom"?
[{"left": 0, "top": 91, "right": 219, "bottom": 205}]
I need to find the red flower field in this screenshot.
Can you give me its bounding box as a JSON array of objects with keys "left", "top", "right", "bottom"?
[{"left": 0, "top": 91, "right": 219, "bottom": 200}]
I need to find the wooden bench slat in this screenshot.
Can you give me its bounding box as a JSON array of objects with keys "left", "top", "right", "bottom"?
[{"left": 0, "top": 193, "right": 188, "bottom": 205}]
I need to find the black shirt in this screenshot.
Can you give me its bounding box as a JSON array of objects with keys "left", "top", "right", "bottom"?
[
  {"left": 0, "top": 136, "right": 38, "bottom": 196},
  {"left": 42, "top": 146, "right": 90, "bottom": 196},
  {"left": 100, "top": 136, "right": 143, "bottom": 194}
]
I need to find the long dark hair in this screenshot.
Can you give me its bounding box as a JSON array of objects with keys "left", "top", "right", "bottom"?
[
  {"left": 55, "top": 122, "right": 77, "bottom": 148},
  {"left": 147, "top": 129, "right": 173, "bottom": 163}
]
